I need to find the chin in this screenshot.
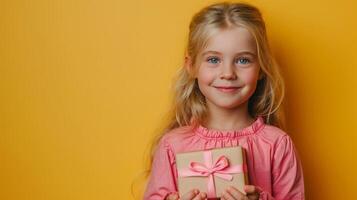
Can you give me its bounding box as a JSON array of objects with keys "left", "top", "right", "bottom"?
[{"left": 213, "top": 101, "right": 244, "bottom": 109}]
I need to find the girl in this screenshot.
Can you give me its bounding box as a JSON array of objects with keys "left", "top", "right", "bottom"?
[{"left": 143, "top": 2, "right": 305, "bottom": 200}]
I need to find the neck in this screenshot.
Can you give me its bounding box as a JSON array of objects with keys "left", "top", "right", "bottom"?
[{"left": 203, "top": 100, "right": 255, "bottom": 131}]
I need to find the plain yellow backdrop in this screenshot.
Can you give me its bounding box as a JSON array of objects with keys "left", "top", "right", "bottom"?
[{"left": 1, "top": 0, "right": 356, "bottom": 199}]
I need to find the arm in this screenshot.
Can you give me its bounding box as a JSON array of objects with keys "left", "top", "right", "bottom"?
[
  {"left": 260, "top": 134, "right": 305, "bottom": 200},
  {"left": 200, "top": 134, "right": 305, "bottom": 200},
  {"left": 143, "top": 136, "right": 177, "bottom": 200}
]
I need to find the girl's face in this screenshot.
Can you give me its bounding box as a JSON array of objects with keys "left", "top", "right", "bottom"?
[{"left": 195, "top": 27, "right": 260, "bottom": 110}]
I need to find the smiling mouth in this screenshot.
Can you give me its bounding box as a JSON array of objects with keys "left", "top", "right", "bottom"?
[{"left": 214, "top": 86, "right": 241, "bottom": 93}]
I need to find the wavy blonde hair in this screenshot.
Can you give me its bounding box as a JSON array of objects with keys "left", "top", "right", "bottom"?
[{"left": 132, "top": 1, "right": 286, "bottom": 198}]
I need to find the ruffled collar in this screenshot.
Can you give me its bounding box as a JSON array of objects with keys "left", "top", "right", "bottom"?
[{"left": 195, "top": 116, "right": 265, "bottom": 139}]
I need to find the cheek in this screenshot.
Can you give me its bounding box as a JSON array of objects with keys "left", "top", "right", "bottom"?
[
  {"left": 197, "top": 67, "right": 215, "bottom": 85},
  {"left": 241, "top": 68, "right": 260, "bottom": 84}
]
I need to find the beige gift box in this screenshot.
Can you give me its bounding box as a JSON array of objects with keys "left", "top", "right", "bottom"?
[{"left": 176, "top": 146, "right": 249, "bottom": 199}]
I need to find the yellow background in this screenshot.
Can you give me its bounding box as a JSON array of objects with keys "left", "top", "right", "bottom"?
[{"left": 1, "top": 0, "right": 356, "bottom": 199}]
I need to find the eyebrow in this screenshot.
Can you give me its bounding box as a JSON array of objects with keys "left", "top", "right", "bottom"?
[{"left": 201, "top": 50, "right": 256, "bottom": 57}]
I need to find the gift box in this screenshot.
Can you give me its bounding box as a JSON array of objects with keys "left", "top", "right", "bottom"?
[{"left": 176, "top": 146, "right": 249, "bottom": 199}]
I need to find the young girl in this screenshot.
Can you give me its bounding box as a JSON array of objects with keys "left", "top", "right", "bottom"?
[{"left": 143, "top": 2, "right": 305, "bottom": 200}]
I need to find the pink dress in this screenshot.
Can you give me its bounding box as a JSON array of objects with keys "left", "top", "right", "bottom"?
[{"left": 143, "top": 116, "right": 305, "bottom": 200}]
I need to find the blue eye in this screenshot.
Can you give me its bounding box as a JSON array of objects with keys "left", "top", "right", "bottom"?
[
  {"left": 207, "top": 57, "right": 220, "bottom": 64},
  {"left": 236, "top": 58, "right": 250, "bottom": 64}
]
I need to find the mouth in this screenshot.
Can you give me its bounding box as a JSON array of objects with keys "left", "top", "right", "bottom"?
[{"left": 214, "top": 86, "right": 242, "bottom": 93}]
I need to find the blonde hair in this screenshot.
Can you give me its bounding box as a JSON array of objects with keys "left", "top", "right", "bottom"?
[{"left": 132, "top": 1, "right": 286, "bottom": 198}]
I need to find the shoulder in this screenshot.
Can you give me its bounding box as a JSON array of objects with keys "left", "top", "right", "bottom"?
[
  {"left": 257, "top": 123, "right": 294, "bottom": 147},
  {"left": 158, "top": 125, "right": 196, "bottom": 151}
]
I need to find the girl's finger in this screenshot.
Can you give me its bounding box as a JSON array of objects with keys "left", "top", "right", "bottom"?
[
  {"left": 226, "top": 186, "right": 247, "bottom": 199},
  {"left": 166, "top": 193, "right": 179, "bottom": 200},
  {"left": 192, "top": 192, "right": 207, "bottom": 200},
  {"left": 244, "top": 185, "right": 262, "bottom": 194},
  {"left": 221, "top": 189, "right": 237, "bottom": 200},
  {"left": 244, "top": 185, "right": 262, "bottom": 200},
  {"left": 181, "top": 189, "right": 199, "bottom": 200},
  {"left": 247, "top": 193, "right": 260, "bottom": 200}
]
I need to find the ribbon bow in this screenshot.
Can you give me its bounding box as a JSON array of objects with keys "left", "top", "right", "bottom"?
[{"left": 178, "top": 150, "right": 247, "bottom": 198}]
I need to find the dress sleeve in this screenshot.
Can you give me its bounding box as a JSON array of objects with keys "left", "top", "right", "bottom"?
[
  {"left": 266, "top": 134, "right": 305, "bottom": 200},
  {"left": 143, "top": 136, "right": 177, "bottom": 200}
]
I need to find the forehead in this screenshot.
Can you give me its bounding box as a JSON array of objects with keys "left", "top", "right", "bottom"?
[{"left": 201, "top": 27, "right": 257, "bottom": 56}]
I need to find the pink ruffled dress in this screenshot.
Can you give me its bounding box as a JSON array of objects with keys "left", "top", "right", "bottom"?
[{"left": 143, "top": 116, "right": 305, "bottom": 200}]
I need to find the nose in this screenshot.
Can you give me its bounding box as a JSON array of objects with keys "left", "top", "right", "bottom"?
[{"left": 220, "top": 61, "right": 237, "bottom": 80}]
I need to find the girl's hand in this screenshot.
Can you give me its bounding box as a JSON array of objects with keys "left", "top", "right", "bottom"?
[
  {"left": 165, "top": 189, "right": 207, "bottom": 200},
  {"left": 221, "top": 185, "right": 261, "bottom": 200},
  {"left": 166, "top": 192, "right": 180, "bottom": 200}
]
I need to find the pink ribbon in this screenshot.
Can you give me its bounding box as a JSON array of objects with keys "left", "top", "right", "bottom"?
[{"left": 178, "top": 150, "right": 247, "bottom": 198}]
